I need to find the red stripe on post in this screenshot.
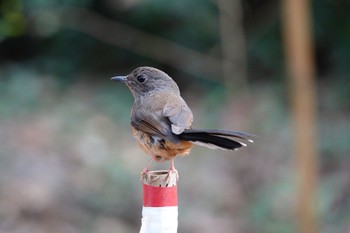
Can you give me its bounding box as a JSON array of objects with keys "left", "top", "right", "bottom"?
[{"left": 143, "top": 184, "right": 178, "bottom": 207}]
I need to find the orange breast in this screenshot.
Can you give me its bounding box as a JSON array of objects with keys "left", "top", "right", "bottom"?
[{"left": 132, "top": 127, "right": 192, "bottom": 161}]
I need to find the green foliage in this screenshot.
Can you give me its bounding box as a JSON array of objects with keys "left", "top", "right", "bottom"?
[
  {"left": 126, "top": 0, "right": 218, "bottom": 51},
  {"left": 313, "top": 0, "right": 350, "bottom": 76},
  {"left": 0, "top": 0, "right": 25, "bottom": 39}
]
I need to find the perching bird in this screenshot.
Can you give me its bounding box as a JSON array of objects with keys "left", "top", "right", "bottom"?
[{"left": 111, "top": 66, "right": 254, "bottom": 173}]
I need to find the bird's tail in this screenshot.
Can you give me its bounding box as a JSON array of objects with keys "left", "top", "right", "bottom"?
[{"left": 178, "top": 129, "right": 255, "bottom": 150}]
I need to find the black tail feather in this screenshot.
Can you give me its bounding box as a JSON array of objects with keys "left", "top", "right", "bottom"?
[
  {"left": 183, "top": 129, "right": 256, "bottom": 141},
  {"left": 179, "top": 129, "right": 255, "bottom": 150}
]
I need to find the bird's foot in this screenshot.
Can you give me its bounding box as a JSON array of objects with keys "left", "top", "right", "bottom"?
[
  {"left": 166, "top": 159, "right": 179, "bottom": 182},
  {"left": 140, "top": 156, "right": 155, "bottom": 180},
  {"left": 140, "top": 168, "right": 149, "bottom": 180}
]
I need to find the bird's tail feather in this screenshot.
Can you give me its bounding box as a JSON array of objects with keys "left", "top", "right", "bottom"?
[{"left": 179, "top": 129, "right": 255, "bottom": 150}]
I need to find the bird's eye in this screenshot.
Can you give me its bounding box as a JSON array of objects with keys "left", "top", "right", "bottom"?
[{"left": 137, "top": 75, "right": 146, "bottom": 83}]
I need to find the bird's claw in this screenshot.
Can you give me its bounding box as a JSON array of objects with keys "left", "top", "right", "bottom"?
[{"left": 140, "top": 168, "right": 149, "bottom": 181}]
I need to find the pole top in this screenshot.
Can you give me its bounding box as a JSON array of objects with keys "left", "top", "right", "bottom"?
[{"left": 141, "top": 170, "right": 178, "bottom": 187}]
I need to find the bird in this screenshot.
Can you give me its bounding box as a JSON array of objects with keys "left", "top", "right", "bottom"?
[{"left": 111, "top": 66, "right": 255, "bottom": 175}]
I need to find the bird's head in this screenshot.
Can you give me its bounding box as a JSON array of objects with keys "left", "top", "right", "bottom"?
[{"left": 111, "top": 66, "right": 180, "bottom": 100}]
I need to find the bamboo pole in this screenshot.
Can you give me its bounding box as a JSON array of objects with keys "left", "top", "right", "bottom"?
[{"left": 282, "top": 1, "right": 318, "bottom": 233}]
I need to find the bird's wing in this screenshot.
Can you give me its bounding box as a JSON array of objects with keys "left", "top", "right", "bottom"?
[
  {"left": 131, "top": 109, "right": 179, "bottom": 143},
  {"left": 163, "top": 102, "right": 193, "bottom": 135}
]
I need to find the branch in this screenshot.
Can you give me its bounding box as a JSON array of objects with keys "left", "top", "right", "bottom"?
[{"left": 31, "top": 7, "right": 224, "bottom": 78}]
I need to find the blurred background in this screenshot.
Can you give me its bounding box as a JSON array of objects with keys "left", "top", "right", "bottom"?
[{"left": 0, "top": 0, "right": 349, "bottom": 232}]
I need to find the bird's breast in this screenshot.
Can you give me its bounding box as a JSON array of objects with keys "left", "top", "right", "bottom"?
[{"left": 131, "top": 126, "right": 192, "bottom": 161}]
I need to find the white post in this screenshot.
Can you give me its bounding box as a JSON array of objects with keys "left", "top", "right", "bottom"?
[{"left": 140, "top": 170, "right": 179, "bottom": 233}]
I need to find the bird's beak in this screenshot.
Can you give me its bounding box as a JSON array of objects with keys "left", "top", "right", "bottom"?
[{"left": 111, "top": 76, "right": 127, "bottom": 83}]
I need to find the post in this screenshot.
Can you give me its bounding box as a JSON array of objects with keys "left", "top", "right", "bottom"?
[
  {"left": 282, "top": 0, "right": 318, "bottom": 233},
  {"left": 139, "top": 170, "right": 179, "bottom": 233}
]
